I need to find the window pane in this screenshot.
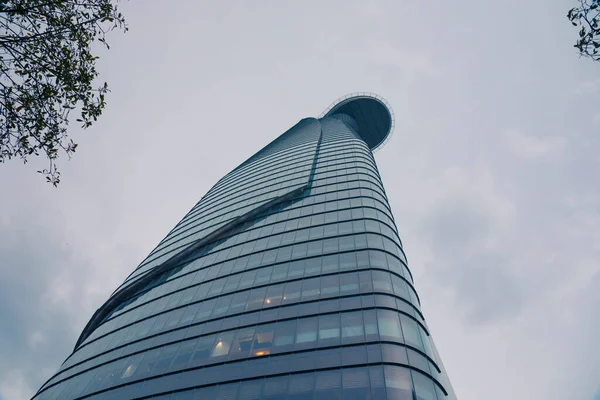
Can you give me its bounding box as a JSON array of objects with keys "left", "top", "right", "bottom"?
[
  {"left": 262, "top": 375, "right": 289, "bottom": 399},
  {"left": 211, "top": 332, "right": 234, "bottom": 358},
  {"left": 400, "top": 315, "right": 424, "bottom": 351},
  {"left": 229, "top": 327, "right": 255, "bottom": 360},
  {"left": 287, "top": 373, "right": 314, "bottom": 400},
  {"left": 369, "top": 365, "right": 386, "bottom": 399},
  {"left": 295, "top": 317, "right": 318, "bottom": 349},
  {"left": 301, "top": 277, "right": 320, "bottom": 301},
  {"left": 377, "top": 310, "right": 403, "bottom": 341},
  {"left": 342, "top": 367, "right": 370, "bottom": 400},
  {"left": 273, "top": 320, "right": 296, "bottom": 353},
  {"left": 363, "top": 310, "right": 379, "bottom": 341},
  {"left": 341, "top": 311, "right": 364, "bottom": 344},
  {"left": 320, "top": 275, "right": 339, "bottom": 298},
  {"left": 170, "top": 340, "right": 197, "bottom": 370},
  {"left": 189, "top": 334, "right": 216, "bottom": 367},
  {"left": 264, "top": 284, "right": 284, "bottom": 308},
  {"left": 372, "top": 271, "right": 393, "bottom": 293},
  {"left": 282, "top": 281, "right": 302, "bottom": 304},
  {"left": 318, "top": 314, "right": 340, "bottom": 346},
  {"left": 252, "top": 325, "right": 275, "bottom": 356},
  {"left": 313, "top": 370, "right": 341, "bottom": 399},
  {"left": 237, "top": 379, "right": 263, "bottom": 400},
  {"left": 340, "top": 273, "right": 359, "bottom": 295},
  {"left": 384, "top": 366, "right": 412, "bottom": 400},
  {"left": 412, "top": 371, "right": 439, "bottom": 400}
]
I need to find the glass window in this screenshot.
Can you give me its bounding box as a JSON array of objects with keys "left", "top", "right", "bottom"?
[
  {"left": 301, "top": 278, "right": 320, "bottom": 301},
  {"left": 292, "top": 243, "right": 308, "bottom": 259},
  {"left": 363, "top": 310, "right": 379, "bottom": 341},
  {"left": 255, "top": 267, "right": 273, "bottom": 286},
  {"left": 133, "top": 347, "right": 162, "bottom": 379},
  {"left": 339, "top": 252, "right": 357, "bottom": 271},
  {"left": 264, "top": 284, "right": 284, "bottom": 308},
  {"left": 382, "top": 343, "right": 409, "bottom": 365},
  {"left": 305, "top": 257, "right": 321, "bottom": 276},
  {"left": 287, "top": 373, "right": 314, "bottom": 400},
  {"left": 237, "top": 379, "right": 263, "bottom": 400},
  {"left": 216, "top": 382, "right": 239, "bottom": 400},
  {"left": 252, "top": 325, "right": 275, "bottom": 356},
  {"left": 341, "top": 311, "right": 364, "bottom": 344},
  {"left": 170, "top": 339, "right": 197, "bottom": 370},
  {"left": 229, "top": 291, "right": 249, "bottom": 314},
  {"left": 262, "top": 375, "right": 289, "bottom": 399},
  {"left": 407, "top": 348, "right": 431, "bottom": 374},
  {"left": 378, "top": 310, "right": 403, "bottom": 342},
  {"left": 192, "top": 283, "right": 209, "bottom": 301},
  {"left": 288, "top": 260, "right": 305, "bottom": 279},
  {"left": 320, "top": 275, "right": 339, "bottom": 298},
  {"left": 342, "top": 367, "right": 370, "bottom": 400},
  {"left": 239, "top": 270, "right": 257, "bottom": 290},
  {"left": 295, "top": 228, "right": 309, "bottom": 243},
  {"left": 412, "top": 371, "right": 439, "bottom": 400},
  {"left": 212, "top": 295, "right": 232, "bottom": 317},
  {"left": 354, "top": 234, "right": 367, "bottom": 249},
  {"left": 224, "top": 274, "right": 242, "bottom": 293},
  {"left": 372, "top": 271, "right": 393, "bottom": 293},
  {"left": 321, "top": 254, "right": 339, "bottom": 274},
  {"left": 323, "top": 238, "right": 338, "bottom": 254},
  {"left": 339, "top": 236, "right": 355, "bottom": 252},
  {"left": 339, "top": 273, "right": 359, "bottom": 295},
  {"left": 356, "top": 250, "right": 369, "bottom": 269},
  {"left": 189, "top": 334, "right": 216, "bottom": 367},
  {"left": 275, "top": 246, "right": 292, "bottom": 264},
  {"left": 229, "top": 327, "right": 255, "bottom": 360},
  {"left": 208, "top": 278, "right": 226, "bottom": 297},
  {"left": 309, "top": 225, "right": 324, "bottom": 240},
  {"left": 246, "top": 287, "right": 267, "bottom": 311},
  {"left": 384, "top": 366, "right": 413, "bottom": 400},
  {"left": 369, "top": 365, "right": 386, "bottom": 399},
  {"left": 282, "top": 281, "right": 302, "bottom": 304},
  {"left": 318, "top": 314, "right": 341, "bottom": 346},
  {"left": 391, "top": 275, "right": 410, "bottom": 300},
  {"left": 359, "top": 271, "right": 373, "bottom": 293},
  {"left": 163, "top": 308, "right": 185, "bottom": 331},
  {"left": 195, "top": 298, "right": 216, "bottom": 322},
  {"left": 211, "top": 331, "right": 234, "bottom": 358},
  {"left": 272, "top": 320, "right": 296, "bottom": 353},
  {"left": 295, "top": 317, "right": 318, "bottom": 349},
  {"left": 367, "top": 234, "right": 384, "bottom": 250},
  {"left": 400, "top": 315, "right": 424, "bottom": 351},
  {"left": 307, "top": 241, "right": 322, "bottom": 257},
  {"left": 271, "top": 264, "right": 288, "bottom": 282},
  {"left": 120, "top": 353, "right": 144, "bottom": 380},
  {"left": 313, "top": 370, "right": 341, "bottom": 399}
]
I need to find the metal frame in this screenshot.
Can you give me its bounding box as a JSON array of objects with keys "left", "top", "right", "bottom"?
[{"left": 319, "top": 92, "right": 395, "bottom": 152}]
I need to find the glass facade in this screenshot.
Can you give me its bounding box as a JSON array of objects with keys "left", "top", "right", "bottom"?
[{"left": 33, "top": 94, "right": 456, "bottom": 400}]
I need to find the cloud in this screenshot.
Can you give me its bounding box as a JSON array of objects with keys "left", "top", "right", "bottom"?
[
  {"left": 576, "top": 78, "right": 600, "bottom": 95},
  {"left": 414, "top": 167, "right": 524, "bottom": 324},
  {"left": 504, "top": 129, "right": 566, "bottom": 159},
  {"left": 0, "top": 372, "right": 30, "bottom": 400},
  {"left": 0, "top": 203, "right": 135, "bottom": 400}
]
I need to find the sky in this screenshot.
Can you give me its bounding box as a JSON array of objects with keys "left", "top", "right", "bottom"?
[{"left": 0, "top": 1, "right": 599, "bottom": 399}]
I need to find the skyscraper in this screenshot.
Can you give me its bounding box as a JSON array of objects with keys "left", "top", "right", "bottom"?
[{"left": 34, "top": 93, "right": 455, "bottom": 400}]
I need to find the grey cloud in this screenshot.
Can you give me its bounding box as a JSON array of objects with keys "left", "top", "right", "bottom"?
[
  {"left": 419, "top": 194, "right": 527, "bottom": 325},
  {"left": 1, "top": 0, "right": 599, "bottom": 399},
  {"left": 0, "top": 213, "right": 84, "bottom": 398}
]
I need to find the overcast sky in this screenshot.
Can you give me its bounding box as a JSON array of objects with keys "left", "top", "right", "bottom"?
[{"left": 0, "top": 1, "right": 599, "bottom": 399}]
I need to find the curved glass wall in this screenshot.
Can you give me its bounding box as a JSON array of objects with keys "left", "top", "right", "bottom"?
[{"left": 33, "top": 100, "right": 455, "bottom": 400}]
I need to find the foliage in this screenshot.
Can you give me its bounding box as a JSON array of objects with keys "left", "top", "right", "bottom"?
[
  {"left": 0, "top": 0, "right": 126, "bottom": 186},
  {"left": 568, "top": 0, "right": 600, "bottom": 63}
]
